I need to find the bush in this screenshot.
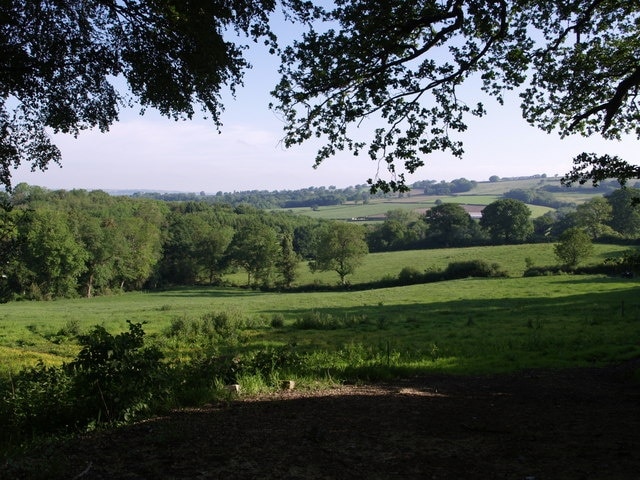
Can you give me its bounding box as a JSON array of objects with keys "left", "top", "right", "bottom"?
[
  {"left": 523, "top": 265, "right": 566, "bottom": 277},
  {"left": 294, "top": 311, "right": 341, "bottom": 330},
  {"left": 605, "top": 249, "right": 640, "bottom": 275},
  {"left": 0, "top": 362, "right": 75, "bottom": 441},
  {"left": 398, "top": 266, "right": 423, "bottom": 285},
  {"left": 0, "top": 321, "right": 166, "bottom": 444},
  {"left": 443, "top": 260, "right": 507, "bottom": 279},
  {"left": 169, "top": 353, "right": 244, "bottom": 403},
  {"left": 69, "top": 321, "right": 167, "bottom": 424},
  {"left": 165, "top": 309, "right": 257, "bottom": 346},
  {"left": 293, "top": 311, "right": 367, "bottom": 330},
  {"left": 270, "top": 313, "right": 285, "bottom": 328},
  {"left": 247, "top": 345, "right": 303, "bottom": 378}
]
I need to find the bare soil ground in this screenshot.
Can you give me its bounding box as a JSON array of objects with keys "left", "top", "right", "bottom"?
[{"left": 3, "top": 362, "right": 640, "bottom": 479}]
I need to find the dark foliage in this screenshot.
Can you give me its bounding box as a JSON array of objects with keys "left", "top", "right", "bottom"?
[
  {"left": 0, "top": 321, "right": 166, "bottom": 445},
  {"left": 442, "top": 260, "right": 507, "bottom": 280},
  {"left": 273, "top": 1, "right": 640, "bottom": 191},
  {"left": 0, "top": 0, "right": 278, "bottom": 189}
]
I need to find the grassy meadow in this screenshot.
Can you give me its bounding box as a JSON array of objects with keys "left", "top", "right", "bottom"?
[
  {"left": 1, "top": 243, "right": 638, "bottom": 379},
  {"left": 225, "top": 242, "right": 626, "bottom": 285}
]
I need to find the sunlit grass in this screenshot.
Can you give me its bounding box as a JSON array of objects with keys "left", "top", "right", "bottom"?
[
  {"left": 225, "top": 242, "right": 629, "bottom": 286},
  {"left": 2, "top": 272, "right": 639, "bottom": 376}
]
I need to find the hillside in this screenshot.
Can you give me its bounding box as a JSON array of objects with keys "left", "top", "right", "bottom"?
[{"left": 280, "top": 176, "right": 611, "bottom": 221}]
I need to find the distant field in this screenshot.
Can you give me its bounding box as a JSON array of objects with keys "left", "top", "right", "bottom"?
[
  {"left": 428, "top": 194, "right": 500, "bottom": 205},
  {"left": 285, "top": 201, "right": 427, "bottom": 220},
  {"left": 282, "top": 177, "right": 602, "bottom": 221},
  {"left": 469, "top": 177, "right": 558, "bottom": 194}
]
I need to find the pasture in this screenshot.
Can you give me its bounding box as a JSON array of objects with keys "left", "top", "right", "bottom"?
[
  {"left": 225, "top": 242, "right": 627, "bottom": 285},
  {"left": 1, "top": 243, "right": 638, "bottom": 379},
  {"left": 281, "top": 177, "right": 602, "bottom": 221}
]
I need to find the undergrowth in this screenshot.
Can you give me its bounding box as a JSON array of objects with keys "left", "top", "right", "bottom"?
[{"left": 0, "top": 308, "right": 437, "bottom": 451}]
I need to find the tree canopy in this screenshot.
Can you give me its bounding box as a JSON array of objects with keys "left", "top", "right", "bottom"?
[
  {"left": 0, "top": 0, "right": 279, "bottom": 189},
  {"left": 554, "top": 227, "right": 593, "bottom": 268},
  {"left": 310, "top": 221, "right": 368, "bottom": 285},
  {"left": 425, "top": 203, "right": 479, "bottom": 247},
  {"left": 480, "top": 198, "right": 532, "bottom": 243},
  {"left": 272, "top": 0, "right": 639, "bottom": 191},
  {"left": 1, "top": 1, "right": 638, "bottom": 191}
]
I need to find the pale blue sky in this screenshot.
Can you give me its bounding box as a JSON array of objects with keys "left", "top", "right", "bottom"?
[{"left": 12, "top": 19, "right": 638, "bottom": 193}]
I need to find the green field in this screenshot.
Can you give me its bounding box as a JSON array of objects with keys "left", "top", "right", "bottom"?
[
  {"left": 282, "top": 177, "right": 600, "bottom": 221},
  {"left": 1, "top": 243, "right": 638, "bottom": 377},
  {"left": 284, "top": 193, "right": 547, "bottom": 221},
  {"left": 225, "top": 242, "right": 626, "bottom": 285}
]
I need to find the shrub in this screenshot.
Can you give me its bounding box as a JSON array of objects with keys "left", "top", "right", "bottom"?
[
  {"left": 0, "top": 362, "right": 75, "bottom": 441},
  {"left": 294, "top": 311, "right": 340, "bottom": 330},
  {"left": 293, "top": 311, "right": 367, "bottom": 330},
  {"left": 523, "top": 265, "right": 565, "bottom": 277},
  {"left": 169, "top": 353, "right": 244, "bottom": 403},
  {"left": 247, "top": 345, "right": 303, "bottom": 378},
  {"left": 605, "top": 249, "right": 640, "bottom": 275},
  {"left": 165, "top": 309, "right": 255, "bottom": 346},
  {"left": 443, "top": 260, "right": 507, "bottom": 279},
  {"left": 69, "top": 321, "right": 166, "bottom": 424},
  {"left": 270, "top": 313, "right": 285, "bottom": 328},
  {"left": 398, "top": 266, "right": 423, "bottom": 285},
  {"left": 0, "top": 321, "right": 166, "bottom": 444}
]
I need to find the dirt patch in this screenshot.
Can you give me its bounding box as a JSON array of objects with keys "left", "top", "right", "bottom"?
[{"left": 3, "top": 363, "right": 640, "bottom": 479}]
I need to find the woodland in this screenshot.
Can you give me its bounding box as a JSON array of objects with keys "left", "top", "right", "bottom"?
[{"left": 2, "top": 180, "right": 640, "bottom": 301}]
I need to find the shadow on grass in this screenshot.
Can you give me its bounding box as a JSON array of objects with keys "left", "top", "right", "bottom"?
[
  {"left": 154, "top": 286, "right": 266, "bottom": 298},
  {"left": 264, "top": 286, "right": 640, "bottom": 324},
  {"left": 547, "top": 275, "right": 639, "bottom": 285}
]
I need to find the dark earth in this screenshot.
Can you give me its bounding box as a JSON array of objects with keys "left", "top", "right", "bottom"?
[{"left": 3, "top": 362, "right": 640, "bottom": 479}]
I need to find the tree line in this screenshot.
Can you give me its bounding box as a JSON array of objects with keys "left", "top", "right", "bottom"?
[
  {"left": 0, "top": 184, "right": 373, "bottom": 301},
  {"left": 367, "top": 188, "right": 640, "bottom": 252},
  {"left": 2, "top": 183, "right": 639, "bottom": 301},
  {"left": 134, "top": 185, "right": 371, "bottom": 209}
]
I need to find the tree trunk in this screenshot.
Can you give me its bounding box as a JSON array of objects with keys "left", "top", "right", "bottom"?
[{"left": 86, "top": 273, "right": 94, "bottom": 298}]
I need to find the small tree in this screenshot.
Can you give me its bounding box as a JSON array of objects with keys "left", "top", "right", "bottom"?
[
  {"left": 310, "top": 222, "right": 368, "bottom": 285},
  {"left": 229, "top": 221, "right": 280, "bottom": 287},
  {"left": 480, "top": 199, "right": 533, "bottom": 244},
  {"left": 276, "top": 232, "right": 300, "bottom": 289},
  {"left": 554, "top": 228, "right": 593, "bottom": 268}
]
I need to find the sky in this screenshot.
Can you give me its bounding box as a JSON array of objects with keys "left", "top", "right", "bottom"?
[{"left": 12, "top": 18, "right": 638, "bottom": 194}]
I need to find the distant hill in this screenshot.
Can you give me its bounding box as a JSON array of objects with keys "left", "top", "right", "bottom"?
[{"left": 105, "top": 174, "right": 628, "bottom": 221}]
